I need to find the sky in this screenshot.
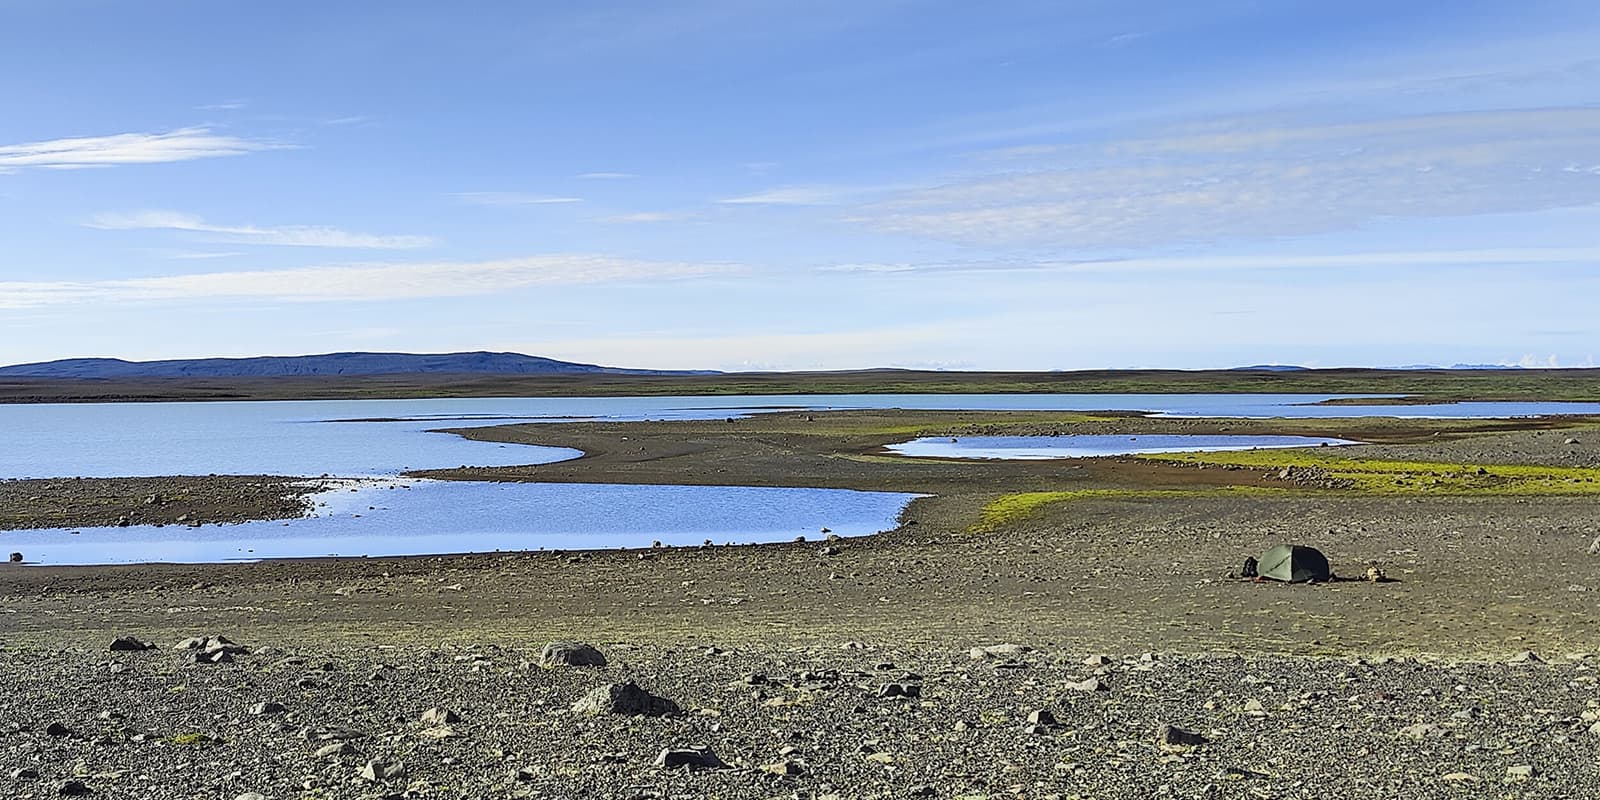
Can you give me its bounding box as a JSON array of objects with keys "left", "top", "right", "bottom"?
[{"left": 2, "top": 0, "right": 1598, "bottom": 371}]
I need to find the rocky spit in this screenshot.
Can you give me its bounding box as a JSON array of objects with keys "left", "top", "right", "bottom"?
[{"left": 1, "top": 638, "right": 1596, "bottom": 799}]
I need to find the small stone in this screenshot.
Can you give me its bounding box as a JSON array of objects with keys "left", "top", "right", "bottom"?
[
  {"left": 1508, "top": 650, "right": 1543, "bottom": 665},
  {"left": 654, "top": 747, "right": 725, "bottom": 769},
  {"left": 108, "top": 636, "right": 153, "bottom": 652},
  {"left": 420, "top": 707, "right": 460, "bottom": 725},
  {"left": 358, "top": 760, "right": 405, "bottom": 781},
  {"left": 247, "top": 702, "right": 285, "bottom": 716},
  {"left": 1157, "top": 724, "right": 1207, "bottom": 751},
  {"left": 1064, "top": 677, "right": 1108, "bottom": 693},
  {"left": 7, "top": 552, "right": 22, "bottom": 563},
  {"left": 1506, "top": 765, "right": 1537, "bottom": 781},
  {"left": 1026, "top": 708, "right": 1058, "bottom": 726},
  {"left": 11, "top": 767, "right": 39, "bottom": 779},
  {"left": 969, "top": 643, "right": 1031, "bottom": 660},
  {"left": 1082, "top": 654, "right": 1112, "bottom": 667},
  {"left": 57, "top": 781, "right": 91, "bottom": 797},
  {"left": 236, "top": 794, "right": 267, "bottom": 800},
  {"left": 878, "top": 682, "right": 921, "bottom": 698},
  {"left": 45, "top": 722, "right": 72, "bottom": 737},
  {"left": 760, "top": 760, "right": 805, "bottom": 776},
  {"left": 539, "top": 642, "right": 607, "bottom": 668},
  {"left": 1400, "top": 722, "right": 1445, "bottom": 740},
  {"left": 316, "top": 742, "right": 355, "bottom": 758}
]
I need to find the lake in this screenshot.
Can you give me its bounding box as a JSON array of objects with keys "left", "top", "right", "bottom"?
[{"left": 4, "top": 393, "right": 1597, "bottom": 565}]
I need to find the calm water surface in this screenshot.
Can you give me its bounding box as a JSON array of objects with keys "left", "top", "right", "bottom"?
[
  {"left": 887, "top": 434, "right": 1356, "bottom": 460},
  {"left": 9, "top": 480, "right": 919, "bottom": 566},
  {"left": 5, "top": 393, "right": 1596, "bottom": 565}
]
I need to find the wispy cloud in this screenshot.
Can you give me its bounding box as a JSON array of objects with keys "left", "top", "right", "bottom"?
[
  {"left": 0, "top": 255, "right": 740, "bottom": 309},
  {"left": 816, "top": 246, "right": 1600, "bottom": 275},
  {"left": 577, "top": 172, "right": 636, "bottom": 180},
  {"left": 195, "top": 101, "right": 248, "bottom": 111},
  {"left": 601, "top": 211, "right": 683, "bottom": 223},
  {"left": 449, "top": 192, "right": 584, "bottom": 206},
  {"left": 0, "top": 127, "right": 288, "bottom": 171},
  {"left": 858, "top": 107, "right": 1600, "bottom": 248},
  {"left": 719, "top": 185, "right": 859, "bottom": 205},
  {"left": 86, "top": 211, "right": 434, "bottom": 250}
]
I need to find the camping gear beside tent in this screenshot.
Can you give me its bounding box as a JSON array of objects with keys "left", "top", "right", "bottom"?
[{"left": 1257, "top": 544, "right": 1331, "bottom": 583}]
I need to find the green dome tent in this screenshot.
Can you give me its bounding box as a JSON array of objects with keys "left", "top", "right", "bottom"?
[{"left": 1258, "top": 544, "right": 1331, "bottom": 583}]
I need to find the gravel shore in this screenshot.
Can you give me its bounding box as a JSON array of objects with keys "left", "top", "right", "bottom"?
[{"left": 3, "top": 640, "right": 1596, "bottom": 799}]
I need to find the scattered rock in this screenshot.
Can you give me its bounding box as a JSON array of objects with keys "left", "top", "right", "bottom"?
[
  {"left": 878, "top": 682, "right": 921, "bottom": 698},
  {"left": 653, "top": 747, "right": 725, "bottom": 769},
  {"left": 108, "top": 636, "right": 154, "bottom": 652},
  {"left": 1064, "top": 677, "right": 1108, "bottom": 693},
  {"left": 1157, "top": 724, "right": 1207, "bottom": 752},
  {"left": 10, "top": 767, "right": 39, "bottom": 779},
  {"left": 1505, "top": 764, "right": 1537, "bottom": 782},
  {"left": 760, "top": 759, "right": 805, "bottom": 776},
  {"left": 315, "top": 742, "right": 355, "bottom": 758},
  {"left": 45, "top": 722, "right": 72, "bottom": 737},
  {"left": 539, "top": 641, "right": 607, "bottom": 668},
  {"left": 247, "top": 702, "right": 285, "bottom": 716},
  {"left": 358, "top": 760, "right": 405, "bottom": 781},
  {"left": 969, "top": 643, "right": 1031, "bottom": 660},
  {"left": 420, "top": 706, "right": 461, "bottom": 725},
  {"left": 1400, "top": 722, "right": 1446, "bottom": 740},
  {"left": 1508, "top": 650, "right": 1544, "bottom": 665},
  {"left": 8, "top": 552, "right": 22, "bottom": 563},
  {"left": 1082, "top": 654, "right": 1113, "bottom": 667},
  {"left": 57, "top": 780, "right": 91, "bottom": 796},
  {"left": 1026, "top": 708, "right": 1058, "bottom": 726},
  {"left": 571, "top": 681, "right": 679, "bottom": 717}
]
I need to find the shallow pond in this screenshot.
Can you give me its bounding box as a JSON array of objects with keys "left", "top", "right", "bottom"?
[{"left": 886, "top": 434, "right": 1357, "bottom": 460}]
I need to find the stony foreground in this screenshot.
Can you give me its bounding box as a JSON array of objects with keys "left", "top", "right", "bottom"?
[{"left": 1, "top": 639, "right": 1596, "bottom": 799}]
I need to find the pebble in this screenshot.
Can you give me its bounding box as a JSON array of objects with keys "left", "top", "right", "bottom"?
[
  {"left": 359, "top": 760, "right": 406, "bottom": 781},
  {"left": 420, "top": 706, "right": 461, "bottom": 725}
]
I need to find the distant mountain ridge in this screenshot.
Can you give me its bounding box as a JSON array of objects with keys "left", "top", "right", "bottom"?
[{"left": 0, "top": 351, "right": 718, "bottom": 379}]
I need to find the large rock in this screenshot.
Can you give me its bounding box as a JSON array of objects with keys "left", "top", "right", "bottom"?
[
  {"left": 109, "top": 636, "right": 154, "bottom": 652},
  {"left": 571, "top": 681, "right": 679, "bottom": 717},
  {"left": 540, "top": 642, "right": 607, "bottom": 668},
  {"left": 1156, "top": 724, "right": 1207, "bottom": 751},
  {"left": 653, "top": 747, "right": 725, "bottom": 769}
]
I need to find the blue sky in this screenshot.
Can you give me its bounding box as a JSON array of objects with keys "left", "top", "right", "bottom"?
[{"left": 2, "top": 0, "right": 1598, "bottom": 370}]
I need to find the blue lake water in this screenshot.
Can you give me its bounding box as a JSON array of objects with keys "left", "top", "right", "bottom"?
[
  {"left": 6, "top": 480, "right": 918, "bottom": 566},
  {"left": 886, "top": 434, "right": 1357, "bottom": 460},
  {"left": 3, "top": 393, "right": 1597, "bottom": 565}
]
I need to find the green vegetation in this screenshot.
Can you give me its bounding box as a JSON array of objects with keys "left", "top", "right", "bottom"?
[
  {"left": 1141, "top": 450, "right": 1600, "bottom": 496},
  {"left": 169, "top": 732, "right": 221, "bottom": 747},
  {"left": 973, "top": 487, "right": 1294, "bottom": 532}
]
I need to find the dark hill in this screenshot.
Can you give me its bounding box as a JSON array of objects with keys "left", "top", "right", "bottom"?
[{"left": 0, "top": 351, "right": 717, "bottom": 379}]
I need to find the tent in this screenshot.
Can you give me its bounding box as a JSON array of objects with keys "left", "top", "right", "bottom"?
[{"left": 1257, "top": 544, "right": 1331, "bottom": 583}]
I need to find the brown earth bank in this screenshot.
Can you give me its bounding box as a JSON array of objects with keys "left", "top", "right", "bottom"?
[
  {"left": 4, "top": 366, "right": 1600, "bottom": 403},
  {"left": 0, "top": 476, "right": 323, "bottom": 532}
]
